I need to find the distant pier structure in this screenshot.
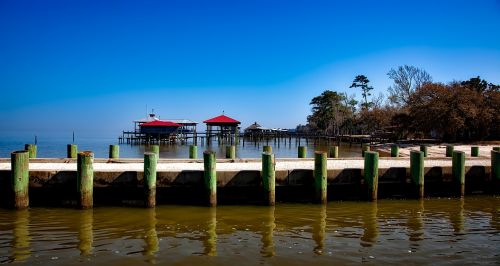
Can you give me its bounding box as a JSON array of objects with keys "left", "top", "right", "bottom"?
[
  {"left": 203, "top": 114, "right": 241, "bottom": 145},
  {"left": 119, "top": 112, "right": 198, "bottom": 144},
  {"left": 119, "top": 112, "right": 389, "bottom": 146}
]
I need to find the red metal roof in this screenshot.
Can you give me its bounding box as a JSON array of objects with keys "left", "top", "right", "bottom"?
[
  {"left": 140, "top": 120, "right": 181, "bottom": 127},
  {"left": 203, "top": 114, "right": 241, "bottom": 124}
]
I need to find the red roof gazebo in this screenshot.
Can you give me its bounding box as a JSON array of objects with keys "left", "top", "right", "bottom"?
[
  {"left": 140, "top": 120, "right": 181, "bottom": 127},
  {"left": 203, "top": 114, "right": 240, "bottom": 144},
  {"left": 203, "top": 114, "right": 241, "bottom": 125}
]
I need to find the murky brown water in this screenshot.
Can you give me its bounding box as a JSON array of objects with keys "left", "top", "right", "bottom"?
[{"left": 1, "top": 196, "right": 499, "bottom": 265}]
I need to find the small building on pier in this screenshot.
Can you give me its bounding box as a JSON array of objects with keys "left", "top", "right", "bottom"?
[
  {"left": 244, "top": 121, "right": 289, "bottom": 137},
  {"left": 139, "top": 120, "right": 181, "bottom": 141},
  {"left": 120, "top": 111, "right": 198, "bottom": 144},
  {"left": 169, "top": 119, "right": 198, "bottom": 134},
  {"left": 244, "top": 122, "right": 264, "bottom": 134},
  {"left": 204, "top": 114, "right": 240, "bottom": 140}
]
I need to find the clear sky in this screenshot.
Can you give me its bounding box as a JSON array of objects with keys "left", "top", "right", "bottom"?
[{"left": 1, "top": 0, "right": 499, "bottom": 138}]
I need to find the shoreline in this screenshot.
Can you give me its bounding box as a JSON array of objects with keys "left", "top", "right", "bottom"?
[{"left": 374, "top": 144, "right": 499, "bottom": 158}]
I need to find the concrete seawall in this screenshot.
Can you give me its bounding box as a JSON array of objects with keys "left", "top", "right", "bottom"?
[{"left": 0, "top": 157, "right": 496, "bottom": 207}]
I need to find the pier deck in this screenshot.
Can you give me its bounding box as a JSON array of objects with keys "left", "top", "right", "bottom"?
[
  {"left": 0, "top": 157, "right": 496, "bottom": 206},
  {"left": 0, "top": 157, "right": 492, "bottom": 172}
]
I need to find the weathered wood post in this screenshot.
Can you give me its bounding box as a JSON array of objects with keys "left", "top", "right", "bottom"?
[
  {"left": 189, "top": 145, "right": 197, "bottom": 159},
  {"left": 471, "top": 146, "right": 479, "bottom": 157},
  {"left": 109, "top": 145, "right": 119, "bottom": 159},
  {"left": 24, "top": 144, "right": 36, "bottom": 159},
  {"left": 225, "top": 145, "right": 236, "bottom": 159},
  {"left": 452, "top": 151, "right": 465, "bottom": 197},
  {"left": 363, "top": 151, "right": 378, "bottom": 201},
  {"left": 262, "top": 152, "right": 275, "bottom": 206},
  {"left": 298, "top": 146, "right": 306, "bottom": 158},
  {"left": 329, "top": 146, "right": 339, "bottom": 158},
  {"left": 144, "top": 152, "right": 157, "bottom": 208},
  {"left": 420, "top": 145, "right": 428, "bottom": 157},
  {"left": 446, "top": 145, "right": 454, "bottom": 157},
  {"left": 410, "top": 150, "right": 424, "bottom": 198},
  {"left": 11, "top": 150, "right": 29, "bottom": 209},
  {"left": 151, "top": 145, "right": 160, "bottom": 157},
  {"left": 492, "top": 150, "right": 500, "bottom": 181},
  {"left": 391, "top": 145, "right": 399, "bottom": 157},
  {"left": 362, "top": 143, "right": 370, "bottom": 157},
  {"left": 67, "top": 144, "right": 77, "bottom": 159},
  {"left": 203, "top": 151, "right": 217, "bottom": 207},
  {"left": 314, "top": 151, "right": 327, "bottom": 204},
  {"left": 77, "top": 151, "right": 94, "bottom": 209},
  {"left": 263, "top": 145, "right": 272, "bottom": 153}
]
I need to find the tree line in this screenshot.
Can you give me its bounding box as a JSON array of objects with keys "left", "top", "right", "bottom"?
[{"left": 298, "top": 65, "right": 500, "bottom": 141}]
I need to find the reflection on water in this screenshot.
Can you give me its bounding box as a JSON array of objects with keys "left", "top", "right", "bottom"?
[
  {"left": 78, "top": 209, "right": 93, "bottom": 256},
  {"left": 312, "top": 205, "right": 326, "bottom": 254},
  {"left": 143, "top": 208, "right": 158, "bottom": 260},
  {"left": 449, "top": 198, "right": 465, "bottom": 236},
  {"left": 360, "top": 202, "right": 378, "bottom": 247},
  {"left": 260, "top": 206, "right": 275, "bottom": 257},
  {"left": 202, "top": 207, "right": 217, "bottom": 256},
  {"left": 12, "top": 209, "right": 30, "bottom": 262},
  {"left": 0, "top": 196, "right": 499, "bottom": 265},
  {"left": 407, "top": 200, "right": 424, "bottom": 250}
]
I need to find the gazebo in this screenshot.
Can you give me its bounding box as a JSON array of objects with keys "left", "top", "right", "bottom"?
[
  {"left": 139, "top": 120, "right": 181, "bottom": 142},
  {"left": 203, "top": 114, "right": 241, "bottom": 144}
]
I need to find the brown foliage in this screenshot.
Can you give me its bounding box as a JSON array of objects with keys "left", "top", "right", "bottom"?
[{"left": 408, "top": 82, "right": 499, "bottom": 141}]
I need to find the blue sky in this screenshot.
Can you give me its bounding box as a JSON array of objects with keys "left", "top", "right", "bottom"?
[{"left": 1, "top": 0, "right": 499, "bottom": 138}]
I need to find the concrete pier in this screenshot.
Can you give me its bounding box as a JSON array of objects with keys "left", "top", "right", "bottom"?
[{"left": 0, "top": 156, "right": 495, "bottom": 207}]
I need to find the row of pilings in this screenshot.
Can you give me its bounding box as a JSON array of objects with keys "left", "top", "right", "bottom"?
[
  {"left": 6, "top": 143, "right": 500, "bottom": 209},
  {"left": 120, "top": 132, "right": 384, "bottom": 148}
]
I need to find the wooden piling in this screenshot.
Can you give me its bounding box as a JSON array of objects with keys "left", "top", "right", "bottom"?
[
  {"left": 263, "top": 145, "right": 272, "bottom": 153},
  {"left": 328, "top": 146, "right": 339, "bottom": 158},
  {"left": 492, "top": 150, "right": 500, "bottom": 181},
  {"left": 225, "top": 145, "right": 235, "bottom": 159},
  {"left": 390, "top": 145, "right": 399, "bottom": 157},
  {"left": 471, "top": 146, "right": 479, "bottom": 157},
  {"left": 109, "top": 145, "right": 119, "bottom": 159},
  {"left": 144, "top": 152, "right": 157, "bottom": 208},
  {"left": 77, "top": 151, "right": 94, "bottom": 209},
  {"left": 11, "top": 150, "right": 29, "bottom": 209},
  {"left": 151, "top": 145, "right": 159, "bottom": 157},
  {"left": 314, "top": 151, "right": 327, "bottom": 204},
  {"left": 362, "top": 143, "right": 370, "bottom": 157},
  {"left": 189, "top": 145, "right": 197, "bottom": 159},
  {"left": 452, "top": 151, "right": 465, "bottom": 197},
  {"left": 203, "top": 151, "right": 217, "bottom": 207},
  {"left": 67, "top": 144, "right": 77, "bottom": 159},
  {"left": 446, "top": 145, "right": 454, "bottom": 157},
  {"left": 410, "top": 150, "right": 424, "bottom": 198},
  {"left": 420, "top": 145, "right": 428, "bottom": 157},
  {"left": 24, "top": 144, "right": 36, "bottom": 159},
  {"left": 363, "top": 151, "right": 378, "bottom": 201},
  {"left": 262, "top": 152, "right": 275, "bottom": 206},
  {"left": 298, "top": 146, "right": 306, "bottom": 158}
]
